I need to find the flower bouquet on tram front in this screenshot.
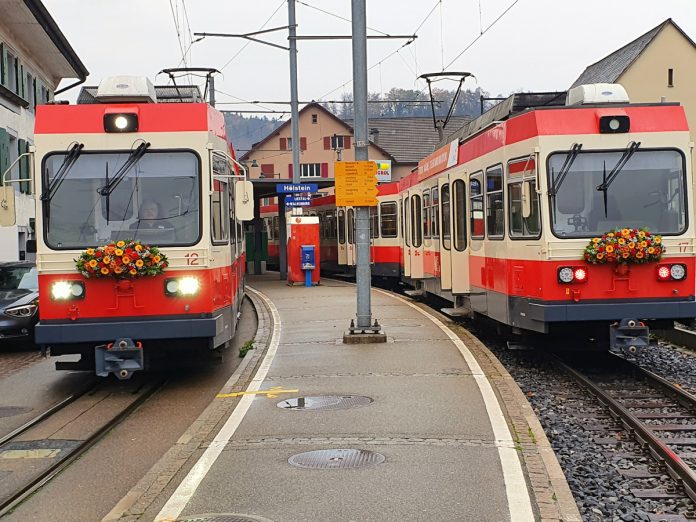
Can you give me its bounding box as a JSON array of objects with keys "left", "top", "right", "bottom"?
[
  {"left": 583, "top": 227, "right": 663, "bottom": 265},
  {"left": 75, "top": 240, "right": 168, "bottom": 279}
]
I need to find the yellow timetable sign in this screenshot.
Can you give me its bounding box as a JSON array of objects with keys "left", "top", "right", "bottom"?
[{"left": 334, "top": 161, "right": 378, "bottom": 207}]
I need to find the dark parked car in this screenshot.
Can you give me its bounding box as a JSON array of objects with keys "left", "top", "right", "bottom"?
[{"left": 0, "top": 262, "right": 39, "bottom": 344}]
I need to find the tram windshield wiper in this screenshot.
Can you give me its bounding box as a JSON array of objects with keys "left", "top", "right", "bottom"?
[
  {"left": 596, "top": 141, "right": 641, "bottom": 217},
  {"left": 98, "top": 141, "right": 150, "bottom": 197},
  {"left": 548, "top": 143, "right": 583, "bottom": 224},
  {"left": 40, "top": 142, "right": 84, "bottom": 203}
]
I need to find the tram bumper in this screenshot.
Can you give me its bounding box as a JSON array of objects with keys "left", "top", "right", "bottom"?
[
  {"left": 95, "top": 338, "right": 144, "bottom": 379},
  {"left": 35, "top": 315, "right": 220, "bottom": 344}
]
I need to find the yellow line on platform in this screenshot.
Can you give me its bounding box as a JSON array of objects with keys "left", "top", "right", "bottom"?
[{"left": 216, "top": 386, "right": 299, "bottom": 399}]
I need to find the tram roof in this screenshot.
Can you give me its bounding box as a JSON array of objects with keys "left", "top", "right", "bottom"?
[{"left": 76, "top": 85, "right": 204, "bottom": 104}]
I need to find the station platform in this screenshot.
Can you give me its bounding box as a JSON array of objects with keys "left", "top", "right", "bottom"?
[{"left": 105, "top": 274, "right": 581, "bottom": 522}]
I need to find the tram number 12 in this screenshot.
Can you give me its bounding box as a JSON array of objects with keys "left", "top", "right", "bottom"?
[{"left": 185, "top": 252, "right": 200, "bottom": 265}]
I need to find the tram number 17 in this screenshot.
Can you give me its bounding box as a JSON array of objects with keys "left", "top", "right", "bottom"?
[
  {"left": 679, "top": 242, "right": 689, "bottom": 253},
  {"left": 185, "top": 252, "right": 200, "bottom": 265}
]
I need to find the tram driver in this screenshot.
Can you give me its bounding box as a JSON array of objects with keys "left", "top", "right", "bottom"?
[{"left": 130, "top": 200, "right": 174, "bottom": 231}]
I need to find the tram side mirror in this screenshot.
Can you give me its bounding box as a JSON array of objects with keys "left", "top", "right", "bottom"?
[
  {"left": 235, "top": 180, "right": 254, "bottom": 221},
  {"left": 26, "top": 239, "right": 36, "bottom": 253},
  {"left": 522, "top": 181, "right": 532, "bottom": 219},
  {"left": 0, "top": 186, "right": 17, "bottom": 226}
]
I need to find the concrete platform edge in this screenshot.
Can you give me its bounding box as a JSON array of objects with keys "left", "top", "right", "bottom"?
[{"left": 101, "top": 290, "right": 273, "bottom": 522}]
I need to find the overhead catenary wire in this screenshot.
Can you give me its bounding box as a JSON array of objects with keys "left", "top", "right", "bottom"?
[
  {"left": 168, "top": 0, "right": 188, "bottom": 80},
  {"left": 295, "top": 0, "right": 390, "bottom": 36}
]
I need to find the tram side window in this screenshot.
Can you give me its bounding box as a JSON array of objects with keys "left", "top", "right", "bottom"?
[
  {"left": 338, "top": 209, "right": 346, "bottom": 244},
  {"left": 229, "top": 189, "right": 237, "bottom": 256},
  {"left": 453, "top": 180, "right": 466, "bottom": 251},
  {"left": 470, "top": 174, "right": 484, "bottom": 239},
  {"left": 211, "top": 180, "right": 229, "bottom": 244},
  {"left": 486, "top": 165, "right": 504, "bottom": 238},
  {"left": 380, "top": 202, "right": 398, "bottom": 238},
  {"left": 347, "top": 208, "right": 355, "bottom": 244},
  {"left": 431, "top": 187, "right": 439, "bottom": 239},
  {"left": 508, "top": 156, "right": 541, "bottom": 238},
  {"left": 422, "top": 191, "right": 431, "bottom": 240},
  {"left": 404, "top": 198, "right": 410, "bottom": 247},
  {"left": 326, "top": 210, "right": 336, "bottom": 239},
  {"left": 369, "top": 206, "right": 379, "bottom": 239},
  {"left": 441, "top": 184, "right": 451, "bottom": 250},
  {"left": 411, "top": 194, "right": 422, "bottom": 247}
]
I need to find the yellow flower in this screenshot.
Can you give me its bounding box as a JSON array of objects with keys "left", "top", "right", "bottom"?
[
  {"left": 596, "top": 252, "right": 604, "bottom": 260},
  {"left": 636, "top": 251, "right": 644, "bottom": 259},
  {"left": 638, "top": 231, "right": 645, "bottom": 238},
  {"left": 153, "top": 255, "right": 161, "bottom": 263},
  {"left": 618, "top": 238, "right": 625, "bottom": 245},
  {"left": 621, "top": 228, "right": 630, "bottom": 236},
  {"left": 130, "top": 269, "right": 137, "bottom": 275},
  {"left": 100, "top": 267, "right": 109, "bottom": 275},
  {"left": 592, "top": 238, "right": 600, "bottom": 244},
  {"left": 122, "top": 256, "right": 131, "bottom": 264},
  {"left": 135, "top": 259, "right": 144, "bottom": 268},
  {"left": 606, "top": 245, "right": 614, "bottom": 253},
  {"left": 135, "top": 244, "right": 143, "bottom": 252},
  {"left": 89, "top": 259, "right": 98, "bottom": 268},
  {"left": 114, "top": 266, "right": 123, "bottom": 274},
  {"left": 608, "top": 233, "right": 615, "bottom": 237},
  {"left": 628, "top": 242, "right": 635, "bottom": 249},
  {"left": 640, "top": 241, "right": 647, "bottom": 248},
  {"left": 655, "top": 237, "right": 662, "bottom": 244},
  {"left": 648, "top": 247, "right": 655, "bottom": 254},
  {"left": 86, "top": 248, "right": 95, "bottom": 255},
  {"left": 117, "top": 240, "right": 126, "bottom": 248},
  {"left": 103, "top": 256, "right": 111, "bottom": 264},
  {"left": 115, "top": 249, "right": 124, "bottom": 256}
]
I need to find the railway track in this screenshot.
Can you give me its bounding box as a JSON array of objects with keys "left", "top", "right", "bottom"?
[{"left": 0, "top": 378, "right": 165, "bottom": 517}]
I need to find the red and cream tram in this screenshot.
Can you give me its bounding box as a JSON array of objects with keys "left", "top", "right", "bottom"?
[
  {"left": 3, "top": 77, "right": 253, "bottom": 378},
  {"left": 314, "top": 84, "right": 696, "bottom": 350}
]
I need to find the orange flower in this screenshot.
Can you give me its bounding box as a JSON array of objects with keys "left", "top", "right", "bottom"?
[
  {"left": 122, "top": 256, "right": 131, "bottom": 264},
  {"left": 86, "top": 248, "right": 95, "bottom": 255},
  {"left": 114, "top": 266, "right": 123, "bottom": 274},
  {"left": 130, "top": 269, "right": 137, "bottom": 275},
  {"left": 618, "top": 238, "right": 625, "bottom": 245},
  {"left": 592, "top": 238, "right": 600, "bottom": 244},
  {"left": 622, "top": 252, "right": 629, "bottom": 258},
  {"left": 628, "top": 242, "right": 635, "bottom": 249},
  {"left": 134, "top": 244, "right": 142, "bottom": 252},
  {"left": 640, "top": 241, "right": 647, "bottom": 248},
  {"left": 117, "top": 240, "right": 126, "bottom": 248},
  {"left": 106, "top": 246, "right": 115, "bottom": 254},
  {"left": 88, "top": 259, "right": 98, "bottom": 267},
  {"left": 655, "top": 237, "right": 662, "bottom": 244},
  {"left": 648, "top": 247, "right": 655, "bottom": 254},
  {"left": 638, "top": 231, "right": 646, "bottom": 238},
  {"left": 621, "top": 228, "right": 630, "bottom": 236},
  {"left": 153, "top": 255, "right": 161, "bottom": 263},
  {"left": 103, "top": 256, "right": 111, "bottom": 264},
  {"left": 606, "top": 245, "right": 614, "bottom": 253},
  {"left": 636, "top": 251, "right": 644, "bottom": 259},
  {"left": 100, "top": 267, "right": 109, "bottom": 275},
  {"left": 115, "top": 249, "right": 124, "bottom": 256},
  {"left": 596, "top": 252, "right": 605, "bottom": 260},
  {"left": 135, "top": 259, "right": 144, "bottom": 268}
]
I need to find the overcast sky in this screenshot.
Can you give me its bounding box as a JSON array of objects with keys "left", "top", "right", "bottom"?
[{"left": 44, "top": 0, "right": 695, "bottom": 116}]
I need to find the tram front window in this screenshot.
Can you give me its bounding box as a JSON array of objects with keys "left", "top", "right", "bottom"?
[
  {"left": 42, "top": 150, "right": 200, "bottom": 249},
  {"left": 548, "top": 149, "right": 686, "bottom": 237}
]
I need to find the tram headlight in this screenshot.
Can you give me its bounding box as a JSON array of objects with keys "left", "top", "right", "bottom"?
[
  {"left": 557, "top": 266, "right": 588, "bottom": 284},
  {"left": 670, "top": 264, "right": 687, "bottom": 280},
  {"left": 104, "top": 112, "right": 138, "bottom": 133},
  {"left": 50, "top": 281, "right": 85, "bottom": 300},
  {"left": 599, "top": 115, "right": 630, "bottom": 134},
  {"left": 656, "top": 264, "right": 687, "bottom": 281},
  {"left": 164, "top": 277, "right": 200, "bottom": 296},
  {"left": 558, "top": 267, "right": 575, "bottom": 283}
]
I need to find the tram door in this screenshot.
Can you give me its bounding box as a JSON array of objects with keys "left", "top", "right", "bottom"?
[
  {"left": 337, "top": 208, "right": 347, "bottom": 266},
  {"left": 408, "top": 191, "right": 424, "bottom": 279},
  {"left": 402, "top": 194, "right": 411, "bottom": 278},
  {"left": 438, "top": 177, "right": 452, "bottom": 291},
  {"left": 346, "top": 208, "right": 356, "bottom": 265},
  {"left": 449, "top": 175, "right": 471, "bottom": 294}
]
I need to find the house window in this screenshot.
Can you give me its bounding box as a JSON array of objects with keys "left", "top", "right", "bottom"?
[
  {"left": 331, "top": 135, "right": 344, "bottom": 149},
  {"left": 300, "top": 163, "right": 321, "bottom": 178},
  {"left": 312, "top": 114, "right": 318, "bottom": 124},
  {"left": 7, "top": 51, "right": 18, "bottom": 94},
  {"left": 668, "top": 68, "right": 674, "bottom": 88},
  {"left": 286, "top": 137, "right": 292, "bottom": 150}
]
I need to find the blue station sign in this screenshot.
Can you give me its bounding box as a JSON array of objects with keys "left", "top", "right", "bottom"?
[
  {"left": 277, "top": 183, "right": 318, "bottom": 194},
  {"left": 285, "top": 195, "right": 312, "bottom": 207}
]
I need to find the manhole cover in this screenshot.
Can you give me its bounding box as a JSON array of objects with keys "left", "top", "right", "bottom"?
[
  {"left": 288, "top": 449, "right": 385, "bottom": 469},
  {"left": 0, "top": 406, "right": 31, "bottom": 418},
  {"left": 177, "top": 515, "right": 273, "bottom": 522},
  {"left": 277, "top": 395, "right": 373, "bottom": 411}
]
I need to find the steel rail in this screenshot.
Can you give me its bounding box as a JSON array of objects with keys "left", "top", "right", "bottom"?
[
  {"left": 0, "top": 380, "right": 98, "bottom": 447},
  {"left": 555, "top": 357, "right": 696, "bottom": 502},
  {"left": 0, "top": 379, "right": 166, "bottom": 517}
]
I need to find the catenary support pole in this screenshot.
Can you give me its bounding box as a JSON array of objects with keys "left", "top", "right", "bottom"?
[
  {"left": 351, "top": 0, "right": 375, "bottom": 332},
  {"left": 209, "top": 75, "right": 215, "bottom": 107},
  {"left": 288, "top": 0, "right": 300, "bottom": 186},
  {"left": 278, "top": 196, "right": 288, "bottom": 280}
]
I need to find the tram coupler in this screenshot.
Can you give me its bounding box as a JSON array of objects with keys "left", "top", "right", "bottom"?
[
  {"left": 609, "top": 319, "right": 650, "bottom": 357},
  {"left": 95, "top": 338, "right": 144, "bottom": 379}
]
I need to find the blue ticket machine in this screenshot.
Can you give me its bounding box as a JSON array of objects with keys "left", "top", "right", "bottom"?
[{"left": 301, "top": 245, "right": 316, "bottom": 287}]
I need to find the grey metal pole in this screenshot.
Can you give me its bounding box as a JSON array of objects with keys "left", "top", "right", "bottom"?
[
  {"left": 278, "top": 195, "right": 288, "bottom": 280},
  {"left": 209, "top": 75, "right": 215, "bottom": 107},
  {"left": 351, "top": 0, "right": 374, "bottom": 331},
  {"left": 288, "top": 0, "right": 300, "bottom": 185}
]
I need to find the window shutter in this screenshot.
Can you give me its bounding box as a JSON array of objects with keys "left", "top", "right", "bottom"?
[
  {"left": 0, "top": 128, "right": 9, "bottom": 186},
  {"left": 279, "top": 137, "right": 287, "bottom": 150},
  {"left": 321, "top": 163, "right": 329, "bottom": 178},
  {"left": 18, "top": 139, "right": 29, "bottom": 194},
  {"left": 288, "top": 163, "right": 293, "bottom": 177},
  {"left": 0, "top": 44, "right": 7, "bottom": 88},
  {"left": 323, "top": 136, "right": 331, "bottom": 150},
  {"left": 261, "top": 163, "right": 274, "bottom": 176},
  {"left": 344, "top": 136, "right": 351, "bottom": 149},
  {"left": 300, "top": 137, "right": 307, "bottom": 151},
  {"left": 18, "top": 64, "right": 26, "bottom": 99},
  {"left": 34, "top": 78, "right": 41, "bottom": 108}
]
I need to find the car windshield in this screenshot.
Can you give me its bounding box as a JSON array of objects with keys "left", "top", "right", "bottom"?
[
  {"left": 0, "top": 266, "right": 38, "bottom": 291},
  {"left": 42, "top": 150, "right": 200, "bottom": 249},
  {"left": 548, "top": 149, "right": 686, "bottom": 237}
]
